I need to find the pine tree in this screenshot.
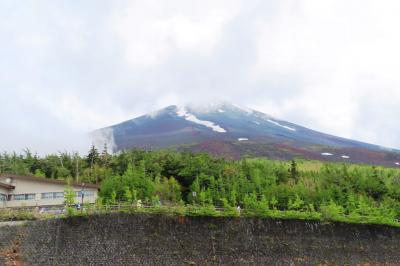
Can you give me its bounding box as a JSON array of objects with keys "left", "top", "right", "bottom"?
[
  {"left": 87, "top": 145, "right": 100, "bottom": 182},
  {"left": 101, "top": 143, "right": 110, "bottom": 167},
  {"left": 289, "top": 160, "right": 299, "bottom": 182}
]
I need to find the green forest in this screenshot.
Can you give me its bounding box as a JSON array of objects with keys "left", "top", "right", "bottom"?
[{"left": 1, "top": 147, "right": 399, "bottom": 226}]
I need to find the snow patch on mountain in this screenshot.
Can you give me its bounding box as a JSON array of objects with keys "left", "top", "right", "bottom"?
[
  {"left": 321, "top": 153, "right": 333, "bottom": 156},
  {"left": 395, "top": 162, "right": 400, "bottom": 166},
  {"left": 183, "top": 101, "right": 229, "bottom": 114},
  {"left": 341, "top": 155, "right": 350, "bottom": 159},
  {"left": 238, "top": 138, "right": 249, "bottom": 141},
  {"left": 267, "top": 119, "right": 296, "bottom": 131},
  {"left": 176, "top": 107, "right": 227, "bottom": 133}
]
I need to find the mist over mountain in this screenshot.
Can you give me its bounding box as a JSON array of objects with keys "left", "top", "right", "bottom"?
[{"left": 92, "top": 102, "right": 400, "bottom": 166}]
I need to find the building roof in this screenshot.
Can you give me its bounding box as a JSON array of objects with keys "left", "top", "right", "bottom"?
[
  {"left": 0, "top": 181, "right": 15, "bottom": 190},
  {"left": 0, "top": 174, "right": 100, "bottom": 189}
]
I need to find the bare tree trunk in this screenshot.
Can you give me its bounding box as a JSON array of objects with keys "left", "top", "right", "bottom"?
[
  {"left": 58, "top": 152, "right": 64, "bottom": 168},
  {"left": 75, "top": 154, "right": 80, "bottom": 182}
]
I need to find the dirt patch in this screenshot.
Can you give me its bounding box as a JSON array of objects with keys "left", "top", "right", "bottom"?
[{"left": 0, "top": 227, "right": 26, "bottom": 266}]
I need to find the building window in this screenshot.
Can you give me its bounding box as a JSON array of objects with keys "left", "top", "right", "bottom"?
[
  {"left": 26, "top": 194, "right": 36, "bottom": 200},
  {"left": 0, "top": 194, "right": 6, "bottom": 202},
  {"left": 54, "top": 192, "right": 64, "bottom": 198},
  {"left": 75, "top": 191, "right": 94, "bottom": 198},
  {"left": 41, "top": 193, "right": 53, "bottom": 199},
  {"left": 85, "top": 191, "right": 94, "bottom": 197},
  {"left": 41, "top": 192, "right": 64, "bottom": 199},
  {"left": 14, "top": 194, "right": 36, "bottom": 201}
]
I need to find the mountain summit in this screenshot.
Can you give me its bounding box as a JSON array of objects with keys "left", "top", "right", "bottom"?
[{"left": 92, "top": 102, "right": 400, "bottom": 166}]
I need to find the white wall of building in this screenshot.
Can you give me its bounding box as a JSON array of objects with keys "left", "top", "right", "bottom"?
[{"left": 0, "top": 176, "right": 98, "bottom": 208}]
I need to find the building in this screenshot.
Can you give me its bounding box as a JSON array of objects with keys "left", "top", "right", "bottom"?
[{"left": 0, "top": 174, "right": 99, "bottom": 208}]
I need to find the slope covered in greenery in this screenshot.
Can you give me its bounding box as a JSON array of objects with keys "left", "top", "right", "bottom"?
[{"left": 1, "top": 148, "right": 399, "bottom": 226}]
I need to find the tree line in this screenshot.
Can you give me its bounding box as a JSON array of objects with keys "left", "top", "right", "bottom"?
[{"left": 1, "top": 147, "right": 399, "bottom": 224}]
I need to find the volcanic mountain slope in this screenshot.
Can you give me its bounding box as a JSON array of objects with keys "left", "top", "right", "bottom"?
[{"left": 92, "top": 102, "right": 400, "bottom": 166}]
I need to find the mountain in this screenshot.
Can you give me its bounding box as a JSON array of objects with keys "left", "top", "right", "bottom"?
[{"left": 91, "top": 102, "right": 400, "bottom": 166}]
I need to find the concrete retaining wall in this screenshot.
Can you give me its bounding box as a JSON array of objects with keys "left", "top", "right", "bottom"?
[{"left": 0, "top": 214, "right": 399, "bottom": 265}]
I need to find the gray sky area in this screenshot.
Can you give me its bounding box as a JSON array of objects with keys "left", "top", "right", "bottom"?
[{"left": 1, "top": 0, "right": 400, "bottom": 154}]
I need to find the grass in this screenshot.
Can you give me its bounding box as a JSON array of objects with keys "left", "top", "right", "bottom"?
[
  {"left": 0, "top": 209, "right": 38, "bottom": 222},
  {"left": 1, "top": 204, "right": 399, "bottom": 228},
  {"left": 63, "top": 204, "right": 400, "bottom": 228}
]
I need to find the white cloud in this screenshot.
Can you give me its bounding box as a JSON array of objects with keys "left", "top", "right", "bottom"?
[
  {"left": 110, "top": 0, "right": 242, "bottom": 68},
  {"left": 251, "top": 0, "right": 400, "bottom": 146},
  {"left": 31, "top": 92, "right": 126, "bottom": 130},
  {"left": 1, "top": 0, "right": 400, "bottom": 153}
]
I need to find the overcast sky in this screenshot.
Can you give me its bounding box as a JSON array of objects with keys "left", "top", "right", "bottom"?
[{"left": 1, "top": 0, "right": 400, "bottom": 154}]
